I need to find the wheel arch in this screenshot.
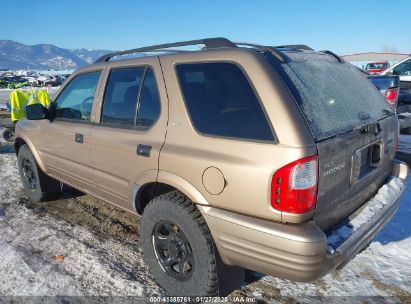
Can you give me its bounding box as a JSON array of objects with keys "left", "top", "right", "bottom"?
[
  {"left": 14, "top": 136, "right": 47, "bottom": 173},
  {"left": 133, "top": 170, "right": 210, "bottom": 216}
]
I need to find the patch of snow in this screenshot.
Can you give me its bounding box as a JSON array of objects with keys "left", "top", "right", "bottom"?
[{"left": 327, "top": 177, "right": 405, "bottom": 249}]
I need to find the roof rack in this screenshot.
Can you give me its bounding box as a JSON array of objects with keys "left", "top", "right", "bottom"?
[
  {"left": 274, "top": 44, "right": 314, "bottom": 51},
  {"left": 233, "top": 42, "right": 290, "bottom": 62},
  {"left": 95, "top": 37, "right": 236, "bottom": 63},
  {"left": 321, "top": 50, "right": 343, "bottom": 62},
  {"left": 94, "top": 37, "right": 315, "bottom": 64}
]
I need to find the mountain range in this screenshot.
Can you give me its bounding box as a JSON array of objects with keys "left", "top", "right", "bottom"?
[{"left": 0, "top": 40, "right": 112, "bottom": 70}]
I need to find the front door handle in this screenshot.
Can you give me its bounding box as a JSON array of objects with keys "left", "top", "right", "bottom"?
[
  {"left": 137, "top": 144, "right": 152, "bottom": 157},
  {"left": 75, "top": 133, "right": 83, "bottom": 143}
]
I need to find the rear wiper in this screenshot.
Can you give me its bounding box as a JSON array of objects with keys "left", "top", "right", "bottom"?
[{"left": 382, "top": 109, "right": 393, "bottom": 115}]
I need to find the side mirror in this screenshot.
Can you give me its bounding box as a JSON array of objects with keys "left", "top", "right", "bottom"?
[{"left": 25, "top": 103, "right": 49, "bottom": 120}]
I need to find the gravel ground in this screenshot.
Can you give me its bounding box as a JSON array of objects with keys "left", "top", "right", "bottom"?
[{"left": 0, "top": 141, "right": 411, "bottom": 303}]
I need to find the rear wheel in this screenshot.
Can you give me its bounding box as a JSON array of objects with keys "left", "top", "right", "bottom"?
[
  {"left": 17, "top": 145, "right": 61, "bottom": 202},
  {"left": 141, "top": 191, "right": 218, "bottom": 296}
]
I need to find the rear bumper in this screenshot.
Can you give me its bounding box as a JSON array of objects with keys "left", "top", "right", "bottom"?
[{"left": 200, "top": 160, "right": 408, "bottom": 282}]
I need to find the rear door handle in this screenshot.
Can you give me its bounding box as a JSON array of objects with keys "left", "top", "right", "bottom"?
[
  {"left": 75, "top": 133, "right": 83, "bottom": 143},
  {"left": 137, "top": 144, "right": 152, "bottom": 157}
]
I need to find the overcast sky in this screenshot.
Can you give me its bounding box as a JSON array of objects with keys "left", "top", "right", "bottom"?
[{"left": 1, "top": 0, "right": 410, "bottom": 55}]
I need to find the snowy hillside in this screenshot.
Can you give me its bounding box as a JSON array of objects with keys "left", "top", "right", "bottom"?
[{"left": 0, "top": 40, "right": 112, "bottom": 70}]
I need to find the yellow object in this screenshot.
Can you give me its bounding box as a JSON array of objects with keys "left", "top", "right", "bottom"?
[{"left": 10, "top": 90, "right": 51, "bottom": 122}]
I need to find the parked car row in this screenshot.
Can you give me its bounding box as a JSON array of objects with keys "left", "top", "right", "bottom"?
[{"left": 0, "top": 72, "right": 70, "bottom": 89}]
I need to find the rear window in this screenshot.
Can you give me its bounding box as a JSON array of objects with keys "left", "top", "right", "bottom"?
[
  {"left": 176, "top": 63, "right": 274, "bottom": 142},
  {"left": 273, "top": 52, "right": 393, "bottom": 140}
]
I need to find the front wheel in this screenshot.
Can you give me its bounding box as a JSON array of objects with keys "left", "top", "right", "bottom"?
[
  {"left": 17, "top": 145, "right": 61, "bottom": 202},
  {"left": 141, "top": 191, "right": 218, "bottom": 296}
]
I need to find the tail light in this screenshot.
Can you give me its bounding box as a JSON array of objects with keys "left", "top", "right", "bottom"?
[
  {"left": 385, "top": 87, "right": 399, "bottom": 111},
  {"left": 271, "top": 155, "right": 318, "bottom": 214}
]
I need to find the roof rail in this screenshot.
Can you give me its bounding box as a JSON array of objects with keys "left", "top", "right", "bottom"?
[
  {"left": 321, "top": 50, "right": 343, "bottom": 62},
  {"left": 274, "top": 44, "right": 314, "bottom": 51},
  {"left": 234, "top": 42, "right": 289, "bottom": 63},
  {"left": 95, "top": 37, "right": 236, "bottom": 63}
]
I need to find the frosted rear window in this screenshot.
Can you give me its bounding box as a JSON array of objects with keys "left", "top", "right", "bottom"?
[{"left": 278, "top": 52, "right": 392, "bottom": 140}]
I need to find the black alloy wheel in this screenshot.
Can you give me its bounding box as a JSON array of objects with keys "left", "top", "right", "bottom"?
[{"left": 152, "top": 220, "right": 195, "bottom": 281}]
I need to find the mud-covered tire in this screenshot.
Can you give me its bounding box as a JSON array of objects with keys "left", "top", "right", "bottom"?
[
  {"left": 17, "top": 145, "right": 61, "bottom": 202},
  {"left": 141, "top": 191, "right": 218, "bottom": 296}
]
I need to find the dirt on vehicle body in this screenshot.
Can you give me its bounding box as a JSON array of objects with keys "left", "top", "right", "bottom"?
[{"left": 14, "top": 38, "right": 408, "bottom": 296}]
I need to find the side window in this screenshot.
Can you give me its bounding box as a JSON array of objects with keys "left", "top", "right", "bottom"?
[
  {"left": 101, "top": 67, "right": 145, "bottom": 125},
  {"left": 137, "top": 68, "right": 161, "bottom": 127},
  {"left": 176, "top": 63, "right": 274, "bottom": 141},
  {"left": 393, "top": 59, "right": 411, "bottom": 76},
  {"left": 55, "top": 71, "right": 101, "bottom": 121}
]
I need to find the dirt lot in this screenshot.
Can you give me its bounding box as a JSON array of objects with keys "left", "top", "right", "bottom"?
[{"left": 0, "top": 142, "right": 410, "bottom": 303}]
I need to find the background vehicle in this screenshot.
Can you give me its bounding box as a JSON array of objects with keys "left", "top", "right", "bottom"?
[
  {"left": 357, "top": 66, "right": 400, "bottom": 111},
  {"left": 381, "top": 56, "right": 411, "bottom": 109},
  {"left": 0, "top": 76, "right": 28, "bottom": 89},
  {"left": 15, "top": 38, "right": 408, "bottom": 297},
  {"left": 368, "top": 74, "right": 400, "bottom": 110},
  {"left": 380, "top": 57, "right": 411, "bottom": 133},
  {"left": 365, "top": 61, "right": 390, "bottom": 74},
  {"left": 7, "top": 79, "right": 28, "bottom": 89},
  {"left": 44, "top": 75, "right": 63, "bottom": 87},
  {"left": 35, "top": 75, "right": 51, "bottom": 86},
  {"left": 23, "top": 76, "right": 39, "bottom": 87}
]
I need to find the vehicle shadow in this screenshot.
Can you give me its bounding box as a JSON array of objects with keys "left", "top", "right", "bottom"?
[{"left": 374, "top": 178, "right": 411, "bottom": 244}]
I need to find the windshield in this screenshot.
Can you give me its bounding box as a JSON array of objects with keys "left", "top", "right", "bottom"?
[
  {"left": 366, "top": 63, "right": 384, "bottom": 69},
  {"left": 273, "top": 52, "right": 393, "bottom": 140}
]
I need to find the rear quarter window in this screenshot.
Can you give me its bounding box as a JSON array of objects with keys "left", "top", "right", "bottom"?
[{"left": 176, "top": 62, "right": 274, "bottom": 142}]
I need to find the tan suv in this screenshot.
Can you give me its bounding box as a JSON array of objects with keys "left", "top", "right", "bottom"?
[{"left": 15, "top": 38, "right": 408, "bottom": 296}]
